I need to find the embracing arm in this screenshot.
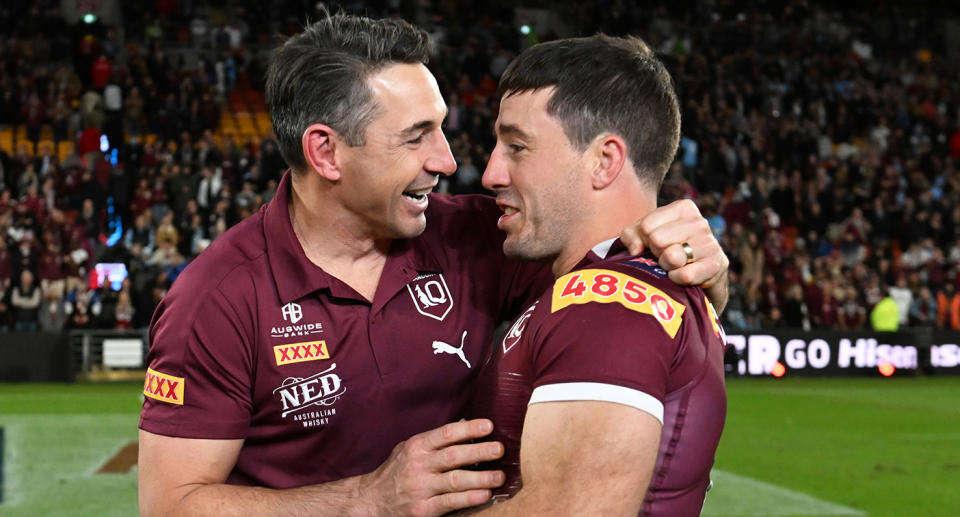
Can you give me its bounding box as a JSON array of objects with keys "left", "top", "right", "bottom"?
[
  {"left": 621, "top": 199, "right": 729, "bottom": 313},
  {"left": 459, "top": 401, "right": 661, "bottom": 517},
  {"left": 139, "top": 419, "right": 505, "bottom": 517}
]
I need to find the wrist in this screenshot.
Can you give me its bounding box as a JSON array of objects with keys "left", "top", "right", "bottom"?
[{"left": 349, "top": 472, "right": 381, "bottom": 517}]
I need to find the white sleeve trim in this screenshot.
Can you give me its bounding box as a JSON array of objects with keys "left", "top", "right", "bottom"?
[{"left": 529, "top": 382, "right": 664, "bottom": 424}]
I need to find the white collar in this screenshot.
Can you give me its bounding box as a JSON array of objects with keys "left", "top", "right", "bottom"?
[{"left": 591, "top": 238, "right": 618, "bottom": 259}]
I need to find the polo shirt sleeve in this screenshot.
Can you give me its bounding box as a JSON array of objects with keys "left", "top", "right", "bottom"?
[
  {"left": 526, "top": 274, "right": 688, "bottom": 424},
  {"left": 139, "top": 286, "right": 254, "bottom": 439}
]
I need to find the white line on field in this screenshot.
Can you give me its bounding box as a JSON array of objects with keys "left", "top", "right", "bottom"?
[
  {"left": 0, "top": 422, "right": 22, "bottom": 507},
  {"left": 702, "top": 469, "right": 867, "bottom": 516}
]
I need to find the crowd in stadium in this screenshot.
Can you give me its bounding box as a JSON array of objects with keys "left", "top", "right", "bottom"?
[{"left": 0, "top": 1, "right": 958, "bottom": 334}]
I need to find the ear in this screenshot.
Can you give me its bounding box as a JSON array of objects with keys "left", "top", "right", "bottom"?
[
  {"left": 590, "top": 133, "right": 627, "bottom": 190},
  {"left": 302, "top": 123, "right": 343, "bottom": 181}
]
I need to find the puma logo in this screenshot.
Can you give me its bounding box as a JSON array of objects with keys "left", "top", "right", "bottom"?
[{"left": 432, "top": 330, "right": 471, "bottom": 369}]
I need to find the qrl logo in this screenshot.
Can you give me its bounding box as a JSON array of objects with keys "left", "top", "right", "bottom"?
[
  {"left": 282, "top": 302, "right": 302, "bottom": 324},
  {"left": 273, "top": 363, "right": 347, "bottom": 418},
  {"left": 406, "top": 274, "right": 453, "bottom": 321}
]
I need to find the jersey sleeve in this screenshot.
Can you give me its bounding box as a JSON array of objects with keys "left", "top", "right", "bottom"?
[
  {"left": 526, "top": 268, "right": 689, "bottom": 423},
  {"left": 139, "top": 284, "right": 255, "bottom": 439}
]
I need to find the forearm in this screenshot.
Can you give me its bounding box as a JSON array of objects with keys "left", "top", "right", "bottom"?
[{"left": 146, "top": 475, "right": 373, "bottom": 517}]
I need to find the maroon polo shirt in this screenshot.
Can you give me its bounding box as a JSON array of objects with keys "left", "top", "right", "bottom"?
[
  {"left": 37, "top": 251, "right": 65, "bottom": 281},
  {"left": 139, "top": 171, "right": 550, "bottom": 488},
  {"left": 470, "top": 240, "right": 727, "bottom": 516}
]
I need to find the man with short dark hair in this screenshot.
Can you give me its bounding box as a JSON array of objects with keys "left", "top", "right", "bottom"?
[
  {"left": 466, "top": 35, "right": 726, "bottom": 516},
  {"left": 138, "top": 14, "right": 728, "bottom": 517}
]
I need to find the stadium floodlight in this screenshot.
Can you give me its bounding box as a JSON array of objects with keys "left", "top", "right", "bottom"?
[{"left": 83, "top": 13, "right": 97, "bottom": 24}]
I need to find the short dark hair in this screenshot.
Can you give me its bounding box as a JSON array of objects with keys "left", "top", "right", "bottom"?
[
  {"left": 498, "top": 34, "right": 680, "bottom": 189},
  {"left": 266, "top": 14, "right": 432, "bottom": 172}
]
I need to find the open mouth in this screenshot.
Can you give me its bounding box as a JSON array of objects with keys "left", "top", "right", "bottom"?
[
  {"left": 402, "top": 186, "right": 433, "bottom": 202},
  {"left": 496, "top": 204, "right": 519, "bottom": 228}
]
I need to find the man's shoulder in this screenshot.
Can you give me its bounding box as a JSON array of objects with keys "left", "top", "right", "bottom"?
[
  {"left": 166, "top": 212, "right": 269, "bottom": 305},
  {"left": 537, "top": 258, "right": 702, "bottom": 340},
  {"left": 420, "top": 193, "right": 505, "bottom": 251},
  {"left": 425, "top": 193, "right": 498, "bottom": 220}
]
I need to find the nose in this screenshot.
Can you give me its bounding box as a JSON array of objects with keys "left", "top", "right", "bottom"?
[
  {"left": 481, "top": 142, "right": 511, "bottom": 191},
  {"left": 424, "top": 129, "right": 457, "bottom": 176}
]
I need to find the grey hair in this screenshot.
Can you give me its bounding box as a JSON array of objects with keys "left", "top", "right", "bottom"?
[{"left": 266, "top": 13, "right": 432, "bottom": 172}]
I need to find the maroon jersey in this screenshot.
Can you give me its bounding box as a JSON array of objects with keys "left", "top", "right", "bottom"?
[
  {"left": 472, "top": 240, "right": 726, "bottom": 516},
  {"left": 139, "top": 171, "right": 550, "bottom": 488},
  {"left": 37, "top": 251, "right": 65, "bottom": 281}
]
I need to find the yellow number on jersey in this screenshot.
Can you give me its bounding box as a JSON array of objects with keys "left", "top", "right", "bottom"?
[{"left": 551, "top": 269, "right": 686, "bottom": 338}]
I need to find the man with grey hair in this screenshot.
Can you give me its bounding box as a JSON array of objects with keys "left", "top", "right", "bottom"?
[{"left": 138, "top": 13, "right": 728, "bottom": 517}]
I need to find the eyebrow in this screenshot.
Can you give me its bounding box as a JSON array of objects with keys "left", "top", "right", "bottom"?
[
  {"left": 495, "top": 123, "right": 532, "bottom": 141},
  {"left": 399, "top": 120, "right": 436, "bottom": 138},
  {"left": 398, "top": 109, "right": 449, "bottom": 138}
]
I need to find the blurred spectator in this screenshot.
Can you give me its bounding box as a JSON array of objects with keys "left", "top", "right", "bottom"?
[
  {"left": 154, "top": 211, "right": 178, "bottom": 250},
  {"left": 910, "top": 287, "right": 938, "bottom": 328},
  {"left": 0, "top": 281, "right": 9, "bottom": 331},
  {"left": 837, "top": 287, "right": 866, "bottom": 330},
  {"left": 936, "top": 283, "right": 960, "bottom": 330},
  {"left": 871, "top": 293, "right": 900, "bottom": 332},
  {"left": 38, "top": 287, "right": 68, "bottom": 333},
  {"left": 114, "top": 290, "right": 135, "bottom": 330},
  {"left": 2, "top": 1, "right": 960, "bottom": 333},
  {"left": 11, "top": 270, "right": 41, "bottom": 331},
  {"left": 64, "top": 280, "right": 102, "bottom": 321},
  {"left": 888, "top": 276, "right": 913, "bottom": 327},
  {"left": 782, "top": 284, "right": 809, "bottom": 330}
]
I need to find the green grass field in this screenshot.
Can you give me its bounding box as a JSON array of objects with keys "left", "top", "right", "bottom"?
[{"left": 0, "top": 378, "right": 957, "bottom": 516}]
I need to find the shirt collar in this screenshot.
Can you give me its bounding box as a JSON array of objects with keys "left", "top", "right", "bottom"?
[
  {"left": 574, "top": 237, "right": 631, "bottom": 270},
  {"left": 264, "top": 171, "right": 443, "bottom": 304}
]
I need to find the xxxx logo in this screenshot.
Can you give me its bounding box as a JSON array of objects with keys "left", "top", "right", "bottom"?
[
  {"left": 274, "top": 341, "right": 330, "bottom": 366},
  {"left": 143, "top": 368, "right": 185, "bottom": 405}
]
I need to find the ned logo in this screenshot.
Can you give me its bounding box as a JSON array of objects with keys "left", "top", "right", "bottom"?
[
  {"left": 407, "top": 274, "right": 453, "bottom": 321},
  {"left": 282, "top": 302, "right": 302, "bottom": 324},
  {"left": 273, "top": 363, "right": 346, "bottom": 418}
]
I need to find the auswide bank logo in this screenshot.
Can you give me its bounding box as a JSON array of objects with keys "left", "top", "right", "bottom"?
[{"left": 271, "top": 301, "right": 324, "bottom": 338}]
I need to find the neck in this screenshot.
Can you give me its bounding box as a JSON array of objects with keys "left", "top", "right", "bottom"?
[
  {"left": 288, "top": 173, "right": 390, "bottom": 266},
  {"left": 550, "top": 180, "right": 657, "bottom": 277}
]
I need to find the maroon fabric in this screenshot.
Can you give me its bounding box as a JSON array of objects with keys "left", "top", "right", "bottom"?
[
  {"left": 140, "top": 170, "right": 551, "bottom": 488},
  {"left": 0, "top": 246, "right": 11, "bottom": 281},
  {"left": 77, "top": 126, "right": 101, "bottom": 156},
  {"left": 36, "top": 251, "right": 64, "bottom": 281},
  {"left": 91, "top": 56, "right": 112, "bottom": 89},
  {"left": 471, "top": 246, "right": 727, "bottom": 516}
]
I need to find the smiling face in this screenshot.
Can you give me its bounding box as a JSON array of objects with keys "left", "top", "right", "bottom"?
[
  {"left": 482, "top": 88, "right": 589, "bottom": 261},
  {"left": 335, "top": 63, "right": 456, "bottom": 240}
]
